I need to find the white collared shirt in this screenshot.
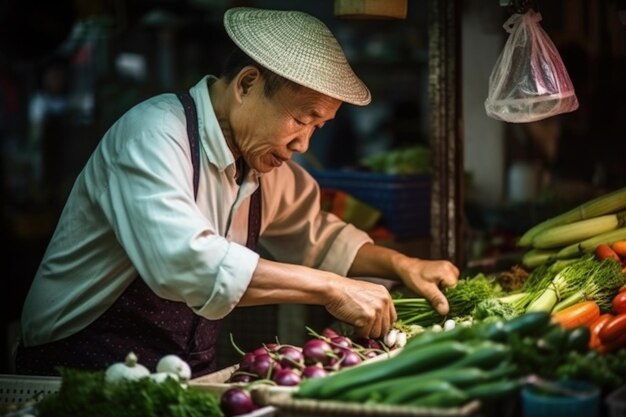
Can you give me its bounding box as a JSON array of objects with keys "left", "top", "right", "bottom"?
[{"left": 21, "top": 76, "right": 372, "bottom": 346}]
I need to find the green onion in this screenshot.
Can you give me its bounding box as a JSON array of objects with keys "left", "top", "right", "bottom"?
[
  {"left": 525, "top": 255, "right": 599, "bottom": 313},
  {"left": 394, "top": 274, "right": 500, "bottom": 326},
  {"left": 552, "top": 259, "right": 626, "bottom": 313}
]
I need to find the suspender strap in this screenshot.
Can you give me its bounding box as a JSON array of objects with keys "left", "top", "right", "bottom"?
[
  {"left": 177, "top": 92, "right": 201, "bottom": 199},
  {"left": 176, "top": 92, "right": 262, "bottom": 249},
  {"left": 246, "top": 183, "right": 262, "bottom": 251}
]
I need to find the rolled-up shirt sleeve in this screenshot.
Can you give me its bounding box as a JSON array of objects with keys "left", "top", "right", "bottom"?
[
  {"left": 96, "top": 103, "right": 258, "bottom": 319},
  {"left": 259, "top": 162, "right": 372, "bottom": 276}
]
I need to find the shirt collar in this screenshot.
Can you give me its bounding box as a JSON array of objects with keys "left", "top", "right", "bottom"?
[{"left": 189, "top": 75, "right": 235, "bottom": 172}]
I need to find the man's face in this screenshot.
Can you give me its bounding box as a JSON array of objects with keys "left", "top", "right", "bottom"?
[{"left": 231, "top": 77, "right": 342, "bottom": 174}]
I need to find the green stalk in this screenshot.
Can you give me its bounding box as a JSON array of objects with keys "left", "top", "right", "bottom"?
[
  {"left": 497, "top": 292, "right": 529, "bottom": 304},
  {"left": 522, "top": 249, "right": 558, "bottom": 269},
  {"left": 548, "top": 259, "right": 578, "bottom": 273},
  {"left": 524, "top": 256, "right": 595, "bottom": 313},
  {"left": 521, "top": 263, "right": 555, "bottom": 293},
  {"left": 525, "top": 286, "right": 559, "bottom": 313},
  {"left": 552, "top": 259, "right": 626, "bottom": 313},
  {"left": 518, "top": 186, "right": 626, "bottom": 247},
  {"left": 394, "top": 274, "right": 500, "bottom": 326}
]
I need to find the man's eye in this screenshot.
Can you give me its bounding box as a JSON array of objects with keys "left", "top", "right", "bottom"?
[{"left": 294, "top": 118, "right": 305, "bottom": 126}]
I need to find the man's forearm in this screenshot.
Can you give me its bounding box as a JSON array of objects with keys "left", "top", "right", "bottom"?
[
  {"left": 347, "top": 242, "right": 410, "bottom": 280},
  {"left": 238, "top": 258, "right": 339, "bottom": 306}
]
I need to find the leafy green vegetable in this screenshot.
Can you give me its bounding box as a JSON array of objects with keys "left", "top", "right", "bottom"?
[
  {"left": 554, "top": 350, "right": 626, "bottom": 393},
  {"left": 472, "top": 298, "right": 517, "bottom": 322},
  {"left": 36, "top": 368, "right": 223, "bottom": 417},
  {"left": 394, "top": 273, "right": 501, "bottom": 326},
  {"left": 360, "top": 146, "right": 430, "bottom": 175},
  {"left": 553, "top": 258, "right": 626, "bottom": 312},
  {"left": 525, "top": 255, "right": 599, "bottom": 313}
]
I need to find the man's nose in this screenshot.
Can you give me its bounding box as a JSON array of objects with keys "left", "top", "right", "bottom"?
[{"left": 288, "top": 128, "right": 314, "bottom": 153}]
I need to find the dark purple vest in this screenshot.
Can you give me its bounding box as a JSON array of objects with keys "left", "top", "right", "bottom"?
[{"left": 15, "top": 92, "right": 262, "bottom": 378}]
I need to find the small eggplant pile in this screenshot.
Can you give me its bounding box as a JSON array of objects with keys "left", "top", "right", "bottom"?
[
  {"left": 226, "top": 327, "right": 400, "bottom": 386},
  {"left": 219, "top": 327, "right": 405, "bottom": 416}
]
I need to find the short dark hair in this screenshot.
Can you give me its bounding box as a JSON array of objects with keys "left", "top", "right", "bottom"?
[{"left": 221, "top": 46, "right": 303, "bottom": 97}]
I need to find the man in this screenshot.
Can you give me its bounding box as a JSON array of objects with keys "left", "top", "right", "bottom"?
[{"left": 17, "top": 7, "right": 458, "bottom": 378}]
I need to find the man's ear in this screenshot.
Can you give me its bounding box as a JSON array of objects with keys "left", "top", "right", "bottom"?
[{"left": 234, "top": 66, "right": 261, "bottom": 102}]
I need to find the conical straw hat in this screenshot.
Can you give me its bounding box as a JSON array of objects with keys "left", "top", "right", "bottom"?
[{"left": 224, "top": 7, "right": 371, "bottom": 106}]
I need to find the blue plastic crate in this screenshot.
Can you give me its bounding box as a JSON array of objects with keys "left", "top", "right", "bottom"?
[{"left": 310, "top": 170, "right": 431, "bottom": 239}]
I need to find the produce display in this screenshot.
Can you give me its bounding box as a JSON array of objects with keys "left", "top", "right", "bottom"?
[
  {"left": 224, "top": 327, "right": 400, "bottom": 387},
  {"left": 295, "top": 312, "right": 597, "bottom": 406},
  {"left": 216, "top": 327, "right": 405, "bottom": 416},
  {"left": 518, "top": 186, "right": 626, "bottom": 268},
  {"left": 33, "top": 354, "right": 223, "bottom": 417},
  {"left": 9, "top": 188, "right": 626, "bottom": 417}
]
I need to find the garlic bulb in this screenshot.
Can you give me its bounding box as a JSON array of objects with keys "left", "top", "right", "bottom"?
[
  {"left": 384, "top": 329, "right": 399, "bottom": 348},
  {"left": 395, "top": 331, "right": 407, "bottom": 348},
  {"left": 156, "top": 354, "right": 192, "bottom": 381},
  {"left": 105, "top": 352, "right": 150, "bottom": 383},
  {"left": 149, "top": 372, "right": 180, "bottom": 384}
]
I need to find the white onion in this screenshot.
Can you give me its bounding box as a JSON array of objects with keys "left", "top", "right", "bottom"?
[
  {"left": 384, "top": 329, "right": 398, "bottom": 347},
  {"left": 443, "top": 319, "right": 456, "bottom": 332},
  {"left": 149, "top": 372, "right": 180, "bottom": 384},
  {"left": 395, "top": 331, "right": 407, "bottom": 348},
  {"left": 105, "top": 352, "right": 150, "bottom": 383},
  {"left": 157, "top": 354, "right": 192, "bottom": 381}
]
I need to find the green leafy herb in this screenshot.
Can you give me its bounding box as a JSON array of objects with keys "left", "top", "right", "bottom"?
[
  {"left": 394, "top": 273, "right": 501, "bottom": 326},
  {"left": 36, "top": 368, "right": 223, "bottom": 417},
  {"left": 554, "top": 350, "right": 626, "bottom": 393},
  {"left": 472, "top": 298, "right": 517, "bottom": 322}
]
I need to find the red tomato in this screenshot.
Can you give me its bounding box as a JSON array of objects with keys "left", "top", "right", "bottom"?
[
  {"left": 596, "top": 332, "right": 626, "bottom": 354},
  {"left": 613, "top": 291, "right": 626, "bottom": 315},
  {"left": 599, "top": 313, "right": 626, "bottom": 344},
  {"left": 589, "top": 313, "right": 614, "bottom": 349}
]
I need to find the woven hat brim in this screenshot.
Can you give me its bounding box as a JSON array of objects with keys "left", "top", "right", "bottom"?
[{"left": 224, "top": 7, "right": 371, "bottom": 106}]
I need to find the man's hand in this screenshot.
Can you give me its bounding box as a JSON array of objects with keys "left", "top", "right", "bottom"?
[
  {"left": 348, "top": 243, "right": 460, "bottom": 317},
  {"left": 324, "top": 278, "right": 396, "bottom": 339},
  {"left": 396, "top": 258, "right": 459, "bottom": 315}
]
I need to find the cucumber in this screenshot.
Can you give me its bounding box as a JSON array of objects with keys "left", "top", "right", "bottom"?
[
  {"left": 536, "top": 324, "right": 569, "bottom": 352},
  {"left": 463, "top": 379, "right": 521, "bottom": 401},
  {"left": 501, "top": 312, "right": 551, "bottom": 337},
  {"left": 401, "top": 325, "right": 474, "bottom": 352},
  {"left": 409, "top": 387, "right": 469, "bottom": 408},
  {"left": 475, "top": 314, "right": 550, "bottom": 342},
  {"left": 297, "top": 340, "right": 471, "bottom": 399},
  {"left": 335, "top": 367, "right": 484, "bottom": 403},
  {"left": 565, "top": 326, "right": 591, "bottom": 353},
  {"left": 337, "top": 360, "right": 519, "bottom": 403},
  {"left": 382, "top": 380, "right": 454, "bottom": 405},
  {"left": 444, "top": 341, "right": 511, "bottom": 370}
]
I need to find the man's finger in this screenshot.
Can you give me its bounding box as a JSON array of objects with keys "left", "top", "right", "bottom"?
[{"left": 421, "top": 284, "right": 450, "bottom": 315}]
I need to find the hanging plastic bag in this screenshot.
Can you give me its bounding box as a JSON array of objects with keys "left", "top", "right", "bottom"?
[{"left": 484, "top": 9, "right": 579, "bottom": 123}]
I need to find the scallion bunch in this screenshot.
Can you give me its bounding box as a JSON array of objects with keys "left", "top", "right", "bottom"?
[{"left": 394, "top": 274, "right": 500, "bottom": 327}]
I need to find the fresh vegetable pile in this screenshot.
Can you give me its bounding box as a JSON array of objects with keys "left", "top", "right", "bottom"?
[
  {"left": 394, "top": 273, "right": 500, "bottom": 327},
  {"left": 219, "top": 327, "right": 404, "bottom": 416},
  {"left": 36, "top": 366, "right": 222, "bottom": 417},
  {"left": 225, "top": 327, "right": 400, "bottom": 386},
  {"left": 517, "top": 186, "right": 626, "bottom": 269},
  {"left": 295, "top": 312, "right": 594, "bottom": 407}
]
